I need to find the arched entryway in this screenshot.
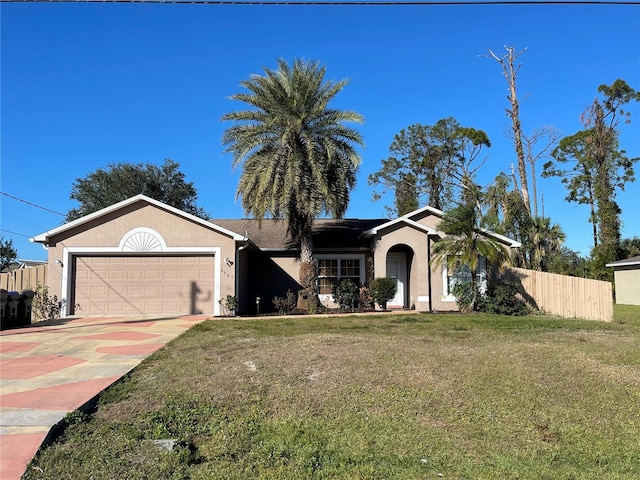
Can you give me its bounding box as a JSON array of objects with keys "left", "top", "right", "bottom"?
[{"left": 386, "top": 245, "right": 414, "bottom": 309}]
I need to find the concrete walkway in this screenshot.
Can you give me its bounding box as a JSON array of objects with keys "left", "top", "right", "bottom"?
[{"left": 0, "top": 314, "right": 209, "bottom": 480}]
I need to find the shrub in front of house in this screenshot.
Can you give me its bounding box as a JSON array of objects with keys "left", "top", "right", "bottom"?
[
  {"left": 272, "top": 290, "right": 298, "bottom": 315},
  {"left": 452, "top": 282, "right": 483, "bottom": 313},
  {"left": 297, "top": 288, "right": 318, "bottom": 314},
  {"left": 370, "top": 277, "right": 397, "bottom": 311},
  {"left": 332, "top": 279, "right": 359, "bottom": 311},
  {"left": 453, "top": 281, "right": 528, "bottom": 316},
  {"left": 219, "top": 295, "right": 237, "bottom": 316},
  {"left": 358, "top": 285, "right": 374, "bottom": 311},
  {"left": 482, "top": 282, "right": 528, "bottom": 316},
  {"left": 33, "top": 283, "right": 79, "bottom": 320}
]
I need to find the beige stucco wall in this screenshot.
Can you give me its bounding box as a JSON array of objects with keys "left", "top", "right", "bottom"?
[
  {"left": 372, "top": 223, "right": 435, "bottom": 312},
  {"left": 43, "top": 202, "right": 238, "bottom": 314},
  {"left": 614, "top": 266, "right": 640, "bottom": 305},
  {"left": 371, "top": 208, "right": 517, "bottom": 312},
  {"left": 428, "top": 236, "right": 460, "bottom": 312},
  {"left": 414, "top": 212, "right": 443, "bottom": 230}
]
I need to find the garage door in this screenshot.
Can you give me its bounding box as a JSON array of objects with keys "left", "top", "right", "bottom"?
[{"left": 72, "top": 255, "right": 215, "bottom": 315}]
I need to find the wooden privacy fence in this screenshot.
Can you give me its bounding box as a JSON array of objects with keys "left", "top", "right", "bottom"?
[
  {"left": 0, "top": 265, "right": 48, "bottom": 292},
  {"left": 504, "top": 267, "right": 613, "bottom": 322}
]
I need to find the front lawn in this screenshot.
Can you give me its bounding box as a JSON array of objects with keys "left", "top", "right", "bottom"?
[{"left": 25, "top": 310, "right": 640, "bottom": 479}]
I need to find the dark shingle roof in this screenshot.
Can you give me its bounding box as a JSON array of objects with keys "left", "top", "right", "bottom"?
[{"left": 210, "top": 218, "right": 388, "bottom": 250}]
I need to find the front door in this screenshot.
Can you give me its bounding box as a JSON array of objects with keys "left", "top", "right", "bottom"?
[{"left": 386, "top": 252, "right": 407, "bottom": 308}]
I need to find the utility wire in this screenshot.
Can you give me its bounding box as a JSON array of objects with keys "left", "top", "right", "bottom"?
[
  {"left": 0, "top": 229, "right": 33, "bottom": 239},
  {"left": 1, "top": 192, "right": 66, "bottom": 217},
  {"left": 2, "top": 0, "right": 638, "bottom": 4}
]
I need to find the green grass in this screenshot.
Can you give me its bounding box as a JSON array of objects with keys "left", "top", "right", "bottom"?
[
  {"left": 25, "top": 311, "right": 640, "bottom": 479},
  {"left": 614, "top": 303, "right": 640, "bottom": 325}
]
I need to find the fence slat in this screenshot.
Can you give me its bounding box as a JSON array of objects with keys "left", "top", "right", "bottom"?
[
  {"left": 0, "top": 265, "right": 48, "bottom": 292},
  {"left": 506, "top": 267, "right": 613, "bottom": 322}
]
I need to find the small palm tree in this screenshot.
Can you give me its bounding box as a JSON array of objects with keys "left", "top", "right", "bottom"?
[
  {"left": 530, "top": 216, "right": 566, "bottom": 271},
  {"left": 222, "top": 58, "right": 364, "bottom": 304},
  {"left": 432, "top": 204, "right": 510, "bottom": 312}
]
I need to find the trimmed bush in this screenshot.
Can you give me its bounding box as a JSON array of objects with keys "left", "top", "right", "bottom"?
[
  {"left": 332, "top": 279, "right": 359, "bottom": 311},
  {"left": 370, "top": 277, "right": 397, "bottom": 311}
]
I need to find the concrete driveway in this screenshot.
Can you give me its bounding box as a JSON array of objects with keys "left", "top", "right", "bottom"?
[{"left": 0, "top": 314, "right": 209, "bottom": 480}]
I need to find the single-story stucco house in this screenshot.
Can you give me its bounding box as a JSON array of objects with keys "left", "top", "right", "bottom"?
[
  {"left": 607, "top": 256, "right": 640, "bottom": 306},
  {"left": 31, "top": 194, "right": 521, "bottom": 317}
]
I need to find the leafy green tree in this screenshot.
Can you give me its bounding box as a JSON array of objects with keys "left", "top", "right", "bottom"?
[
  {"left": 544, "top": 130, "right": 599, "bottom": 249},
  {"left": 394, "top": 172, "right": 419, "bottom": 216},
  {"left": 432, "top": 203, "right": 510, "bottom": 312},
  {"left": 620, "top": 237, "right": 640, "bottom": 259},
  {"left": 368, "top": 118, "right": 490, "bottom": 215},
  {"left": 67, "top": 159, "right": 208, "bottom": 221},
  {"left": 0, "top": 237, "right": 18, "bottom": 271},
  {"left": 482, "top": 180, "right": 534, "bottom": 268},
  {"left": 222, "top": 58, "right": 364, "bottom": 304},
  {"left": 546, "top": 246, "right": 590, "bottom": 278},
  {"left": 483, "top": 172, "right": 566, "bottom": 272},
  {"left": 543, "top": 79, "right": 639, "bottom": 280},
  {"left": 483, "top": 172, "right": 512, "bottom": 231}
]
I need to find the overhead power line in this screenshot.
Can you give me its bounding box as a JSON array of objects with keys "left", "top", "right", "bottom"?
[
  {"left": 1, "top": 0, "right": 638, "bottom": 4},
  {"left": 0, "top": 228, "right": 33, "bottom": 239},
  {"left": 1, "top": 192, "right": 66, "bottom": 217}
]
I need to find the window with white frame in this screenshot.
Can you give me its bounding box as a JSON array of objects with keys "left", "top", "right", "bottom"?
[
  {"left": 316, "top": 255, "right": 364, "bottom": 297},
  {"left": 442, "top": 256, "right": 486, "bottom": 301}
]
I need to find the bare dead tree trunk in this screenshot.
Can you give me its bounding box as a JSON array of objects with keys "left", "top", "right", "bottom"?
[
  {"left": 530, "top": 152, "right": 539, "bottom": 219},
  {"left": 522, "top": 126, "right": 561, "bottom": 219},
  {"left": 488, "top": 46, "right": 531, "bottom": 214}
]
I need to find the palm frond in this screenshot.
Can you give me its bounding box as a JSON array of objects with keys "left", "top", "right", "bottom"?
[{"left": 222, "top": 58, "right": 364, "bottom": 241}]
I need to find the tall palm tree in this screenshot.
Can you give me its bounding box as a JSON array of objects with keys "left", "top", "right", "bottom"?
[
  {"left": 432, "top": 204, "right": 510, "bottom": 312},
  {"left": 222, "top": 58, "right": 364, "bottom": 302}
]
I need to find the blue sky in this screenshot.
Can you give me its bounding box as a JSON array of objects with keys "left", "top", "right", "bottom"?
[{"left": 1, "top": 1, "right": 639, "bottom": 262}]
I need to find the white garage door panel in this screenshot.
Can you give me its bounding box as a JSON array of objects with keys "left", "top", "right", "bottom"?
[{"left": 73, "top": 255, "right": 215, "bottom": 315}]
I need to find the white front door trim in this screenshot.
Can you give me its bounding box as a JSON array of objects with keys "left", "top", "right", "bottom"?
[{"left": 386, "top": 252, "right": 407, "bottom": 308}]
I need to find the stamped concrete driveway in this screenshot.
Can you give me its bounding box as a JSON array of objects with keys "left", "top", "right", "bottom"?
[{"left": 0, "top": 314, "right": 209, "bottom": 480}]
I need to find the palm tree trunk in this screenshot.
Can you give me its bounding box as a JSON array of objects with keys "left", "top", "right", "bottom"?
[
  {"left": 299, "top": 233, "right": 315, "bottom": 285},
  {"left": 298, "top": 229, "right": 320, "bottom": 311},
  {"left": 469, "top": 270, "right": 478, "bottom": 313}
]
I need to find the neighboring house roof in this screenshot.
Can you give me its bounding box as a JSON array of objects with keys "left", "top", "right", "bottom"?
[
  {"left": 212, "top": 218, "right": 388, "bottom": 251},
  {"left": 31, "top": 194, "right": 246, "bottom": 244},
  {"left": 606, "top": 256, "right": 640, "bottom": 268},
  {"left": 1, "top": 259, "right": 47, "bottom": 273}
]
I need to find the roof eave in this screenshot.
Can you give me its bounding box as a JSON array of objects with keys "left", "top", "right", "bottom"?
[
  {"left": 606, "top": 261, "right": 640, "bottom": 267},
  {"left": 365, "top": 218, "right": 439, "bottom": 236},
  {"left": 31, "top": 194, "right": 246, "bottom": 243}
]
